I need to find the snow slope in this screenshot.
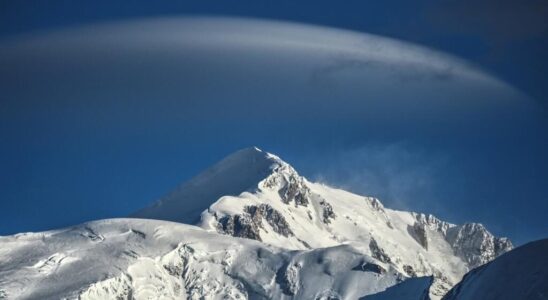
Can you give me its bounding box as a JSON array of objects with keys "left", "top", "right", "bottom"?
[
  {"left": 134, "top": 147, "right": 513, "bottom": 298},
  {"left": 443, "top": 239, "right": 548, "bottom": 300},
  {"left": 364, "top": 277, "right": 433, "bottom": 300},
  {"left": 0, "top": 219, "right": 410, "bottom": 300},
  {"left": 0, "top": 147, "right": 516, "bottom": 299},
  {"left": 132, "top": 147, "right": 276, "bottom": 224}
]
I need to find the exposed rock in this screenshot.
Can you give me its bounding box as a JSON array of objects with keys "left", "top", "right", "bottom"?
[
  {"left": 279, "top": 174, "right": 310, "bottom": 207},
  {"left": 446, "top": 223, "right": 513, "bottom": 268},
  {"left": 412, "top": 213, "right": 513, "bottom": 270},
  {"left": 411, "top": 222, "right": 429, "bottom": 250},
  {"left": 315, "top": 290, "right": 342, "bottom": 300},
  {"left": 80, "top": 227, "right": 105, "bottom": 242},
  {"left": 352, "top": 261, "right": 386, "bottom": 275},
  {"left": 403, "top": 265, "right": 416, "bottom": 277},
  {"left": 217, "top": 204, "right": 294, "bottom": 241},
  {"left": 319, "top": 199, "right": 336, "bottom": 224},
  {"left": 276, "top": 262, "right": 302, "bottom": 295},
  {"left": 369, "top": 237, "right": 391, "bottom": 263},
  {"left": 262, "top": 163, "right": 310, "bottom": 207},
  {"left": 245, "top": 204, "right": 294, "bottom": 237},
  {"left": 162, "top": 245, "right": 189, "bottom": 277},
  {"left": 218, "top": 214, "right": 262, "bottom": 241},
  {"left": 494, "top": 237, "right": 513, "bottom": 255},
  {"left": 429, "top": 272, "right": 453, "bottom": 299},
  {"left": 297, "top": 238, "right": 312, "bottom": 249},
  {"left": 366, "top": 197, "right": 394, "bottom": 229},
  {"left": 366, "top": 197, "right": 385, "bottom": 212},
  {"left": 413, "top": 213, "right": 453, "bottom": 235},
  {"left": 129, "top": 229, "right": 146, "bottom": 239}
]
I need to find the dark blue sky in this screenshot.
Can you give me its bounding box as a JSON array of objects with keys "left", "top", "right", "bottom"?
[{"left": 0, "top": 1, "right": 547, "bottom": 245}]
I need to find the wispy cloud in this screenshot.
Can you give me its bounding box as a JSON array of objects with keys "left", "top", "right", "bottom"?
[{"left": 311, "top": 143, "right": 448, "bottom": 214}]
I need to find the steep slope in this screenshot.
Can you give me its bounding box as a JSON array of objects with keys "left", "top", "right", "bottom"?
[
  {"left": 134, "top": 147, "right": 512, "bottom": 298},
  {"left": 0, "top": 147, "right": 516, "bottom": 299},
  {"left": 443, "top": 239, "right": 548, "bottom": 300},
  {"left": 0, "top": 219, "right": 410, "bottom": 300},
  {"left": 132, "top": 147, "right": 277, "bottom": 224}
]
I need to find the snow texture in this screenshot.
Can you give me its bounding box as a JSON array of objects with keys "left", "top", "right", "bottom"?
[{"left": 0, "top": 147, "right": 517, "bottom": 300}]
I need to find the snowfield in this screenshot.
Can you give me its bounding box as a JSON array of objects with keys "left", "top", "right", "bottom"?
[
  {"left": 1, "top": 147, "right": 533, "bottom": 300},
  {"left": 135, "top": 147, "right": 512, "bottom": 298},
  {"left": 0, "top": 219, "right": 428, "bottom": 299}
]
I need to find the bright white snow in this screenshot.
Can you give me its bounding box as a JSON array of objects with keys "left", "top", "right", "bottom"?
[
  {"left": 0, "top": 219, "right": 407, "bottom": 299},
  {"left": 134, "top": 147, "right": 512, "bottom": 299},
  {"left": 0, "top": 147, "right": 515, "bottom": 300}
]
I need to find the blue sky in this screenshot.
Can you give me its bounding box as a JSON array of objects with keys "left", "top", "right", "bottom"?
[{"left": 0, "top": 1, "right": 547, "bottom": 245}]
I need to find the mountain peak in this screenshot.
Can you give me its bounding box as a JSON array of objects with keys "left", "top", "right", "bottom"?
[
  {"left": 227, "top": 146, "right": 265, "bottom": 158},
  {"left": 214, "top": 146, "right": 280, "bottom": 169},
  {"left": 131, "top": 147, "right": 290, "bottom": 223}
]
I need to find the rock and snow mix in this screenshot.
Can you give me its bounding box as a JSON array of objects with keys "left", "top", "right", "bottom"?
[
  {"left": 1, "top": 147, "right": 536, "bottom": 300},
  {"left": 443, "top": 239, "right": 548, "bottom": 300},
  {"left": 135, "top": 147, "right": 512, "bottom": 298}
]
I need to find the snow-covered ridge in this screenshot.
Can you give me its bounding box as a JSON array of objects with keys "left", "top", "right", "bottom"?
[
  {"left": 134, "top": 147, "right": 513, "bottom": 298},
  {"left": 132, "top": 147, "right": 282, "bottom": 224},
  {"left": 0, "top": 147, "right": 516, "bottom": 299},
  {"left": 443, "top": 238, "right": 548, "bottom": 300},
  {"left": 0, "top": 218, "right": 427, "bottom": 299}
]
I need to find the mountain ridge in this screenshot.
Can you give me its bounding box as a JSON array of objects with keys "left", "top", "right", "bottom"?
[
  {"left": 443, "top": 238, "right": 548, "bottom": 300},
  {"left": 133, "top": 147, "right": 513, "bottom": 298},
  {"left": 132, "top": 147, "right": 279, "bottom": 223},
  {"left": 0, "top": 147, "right": 518, "bottom": 300}
]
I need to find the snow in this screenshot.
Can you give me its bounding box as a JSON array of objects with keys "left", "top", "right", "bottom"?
[
  {"left": 364, "top": 276, "right": 433, "bottom": 300},
  {"left": 0, "top": 219, "right": 407, "bottom": 299},
  {"left": 443, "top": 239, "right": 548, "bottom": 300},
  {"left": 139, "top": 147, "right": 506, "bottom": 298},
  {"left": 132, "top": 147, "right": 278, "bottom": 224},
  {"left": 0, "top": 147, "right": 517, "bottom": 299}
]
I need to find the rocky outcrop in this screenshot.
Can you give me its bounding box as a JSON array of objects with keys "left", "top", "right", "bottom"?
[
  {"left": 413, "top": 213, "right": 452, "bottom": 235},
  {"left": 218, "top": 214, "right": 262, "bottom": 240},
  {"left": 262, "top": 163, "right": 310, "bottom": 207},
  {"left": 411, "top": 222, "right": 429, "bottom": 250},
  {"left": 277, "top": 262, "right": 302, "bottom": 296},
  {"left": 352, "top": 261, "right": 386, "bottom": 275},
  {"left": 369, "top": 237, "right": 391, "bottom": 263},
  {"left": 367, "top": 197, "right": 385, "bottom": 212},
  {"left": 403, "top": 265, "right": 417, "bottom": 277},
  {"left": 446, "top": 223, "right": 513, "bottom": 268},
  {"left": 279, "top": 177, "right": 309, "bottom": 206},
  {"left": 366, "top": 197, "right": 394, "bottom": 229},
  {"left": 412, "top": 214, "right": 513, "bottom": 269},
  {"left": 319, "top": 199, "right": 336, "bottom": 224},
  {"left": 217, "top": 204, "right": 294, "bottom": 241},
  {"left": 245, "top": 204, "right": 294, "bottom": 237}
]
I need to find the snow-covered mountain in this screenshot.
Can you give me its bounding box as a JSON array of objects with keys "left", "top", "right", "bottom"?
[
  {"left": 443, "top": 239, "right": 548, "bottom": 300},
  {"left": 0, "top": 219, "right": 423, "bottom": 299},
  {"left": 0, "top": 147, "right": 516, "bottom": 299},
  {"left": 134, "top": 147, "right": 512, "bottom": 298}
]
